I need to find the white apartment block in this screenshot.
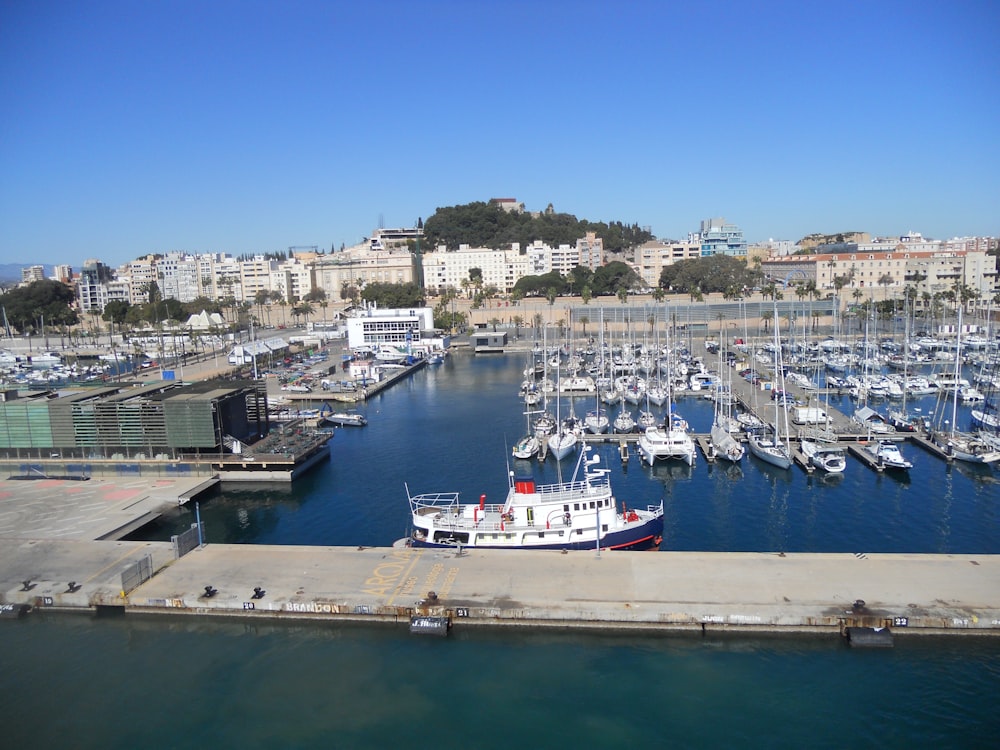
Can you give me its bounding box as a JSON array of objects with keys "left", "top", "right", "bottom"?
[
  {"left": 158, "top": 253, "right": 202, "bottom": 303},
  {"left": 421, "top": 245, "right": 523, "bottom": 295},
  {"left": 241, "top": 256, "right": 278, "bottom": 302},
  {"left": 754, "top": 240, "right": 797, "bottom": 257},
  {"left": 635, "top": 239, "right": 702, "bottom": 288}
]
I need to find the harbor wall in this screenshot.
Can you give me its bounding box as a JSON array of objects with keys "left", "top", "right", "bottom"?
[{"left": 4, "top": 542, "right": 998, "bottom": 637}]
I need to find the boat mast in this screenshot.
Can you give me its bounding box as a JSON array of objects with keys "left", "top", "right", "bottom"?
[{"left": 951, "top": 305, "right": 962, "bottom": 438}]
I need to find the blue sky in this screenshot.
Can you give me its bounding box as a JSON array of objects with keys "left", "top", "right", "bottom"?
[{"left": 1, "top": 0, "right": 997, "bottom": 268}]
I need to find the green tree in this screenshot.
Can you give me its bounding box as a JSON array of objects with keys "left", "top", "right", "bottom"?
[
  {"left": 360, "top": 282, "right": 425, "bottom": 309},
  {"left": 102, "top": 300, "right": 131, "bottom": 332},
  {"left": 592, "top": 261, "right": 640, "bottom": 296},
  {"left": 0, "top": 279, "right": 79, "bottom": 334},
  {"left": 292, "top": 302, "right": 314, "bottom": 326}
]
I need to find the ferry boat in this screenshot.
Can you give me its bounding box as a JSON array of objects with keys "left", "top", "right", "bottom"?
[{"left": 405, "top": 447, "right": 663, "bottom": 550}]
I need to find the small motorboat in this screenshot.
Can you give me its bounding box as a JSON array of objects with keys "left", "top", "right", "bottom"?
[{"left": 320, "top": 411, "right": 367, "bottom": 427}]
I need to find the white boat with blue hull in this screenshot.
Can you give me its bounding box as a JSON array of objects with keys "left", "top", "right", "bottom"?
[{"left": 406, "top": 448, "right": 664, "bottom": 551}]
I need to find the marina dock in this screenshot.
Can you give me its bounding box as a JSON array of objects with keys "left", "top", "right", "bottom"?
[
  {"left": 2, "top": 534, "right": 998, "bottom": 636},
  {"left": 0, "top": 472, "right": 996, "bottom": 637}
]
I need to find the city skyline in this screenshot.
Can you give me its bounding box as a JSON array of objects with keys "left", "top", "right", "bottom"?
[{"left": 2, "top": 1, "right": 998, "bottom": 268}]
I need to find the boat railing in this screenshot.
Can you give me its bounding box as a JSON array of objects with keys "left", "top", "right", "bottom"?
[
  {"left": 533, "top": 477, "right": 611, "bottom": 500},
  {"left": 408, "top": 492, "right": 461, "bottom": 513}
]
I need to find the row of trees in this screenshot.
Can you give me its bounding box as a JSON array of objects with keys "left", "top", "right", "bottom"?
[
  {"left": 421, "top": 201, "right": 653, "bottom": 254},
  {"left": 657, "top": 255, "right": 764, "bottom": 298},
  {"left": 510, "top": 261, "right": 643, "bottom": 303}
]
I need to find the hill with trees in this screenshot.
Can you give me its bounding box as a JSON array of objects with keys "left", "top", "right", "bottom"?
[{"left": 421, "top": 201, "right": 652, "bottom": 253}]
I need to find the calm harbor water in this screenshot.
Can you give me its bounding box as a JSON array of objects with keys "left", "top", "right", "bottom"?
[{"left": 4, "top": 350, "right": 999, "bottom": 747}]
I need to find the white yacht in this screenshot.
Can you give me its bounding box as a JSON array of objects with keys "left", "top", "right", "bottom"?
[
  {"left": 861, "top": 440, "right": 912, "bottom": 470},
  {"left": 637, "top": 421, "right": 696, "bottom": 467},
  {"left": 800, "top": 439, "right": 846, "bottom": 473}
]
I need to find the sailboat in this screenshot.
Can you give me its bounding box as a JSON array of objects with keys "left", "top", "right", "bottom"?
[
  {"left": 637, "top": 308, "right": 696, "bottom": 467},
  {"left": 584, "top": 311, "right": 610, "bottom": 434},
  {"left": 747, "top": 306, "right": 793, "bottom": 469},
  {"left": 887, "top": 298, "right": 928, "bottom": 433},
  {"left": 710, "top": 334, "right": 744, "bottom": 463},
  {"left": 613, "top": 408, "right": 636, "bottom": 434},
  {"left": 512, "top": 406, "right": 541, "bottom": 460},
  {"left": 930, "top": 306, "right": 1000, "bottom": 464},
  {"left": 547, "top": 368, "right": 580, "bottom": 461}
]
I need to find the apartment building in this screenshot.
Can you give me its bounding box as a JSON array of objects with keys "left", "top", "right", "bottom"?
[
  {"left": 21, "top": 265, "right": 45, "bottom": 283},
  {"left": 635, "top": 239, "right": 702, "bottom": 288},
  {"left": 761, "top": 245, "right": 997, "bottom": 310},
  {"left": 313, "top": 249, "right": 415, "bottom": 300},
  {"left": 699, "top": 217, "right": 747, "bottom": 257},
  {"left": 158, "top": 252, "right": 202, "bottom": 303}
]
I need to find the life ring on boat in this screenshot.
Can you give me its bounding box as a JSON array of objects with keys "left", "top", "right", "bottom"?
[{"left": 564, "top": 512, "right": 571, "bottom": 525}]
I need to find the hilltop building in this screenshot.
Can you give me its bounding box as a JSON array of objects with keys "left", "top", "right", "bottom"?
[{"left": 21, "top": 265, "right": 45, "bottom": 283}]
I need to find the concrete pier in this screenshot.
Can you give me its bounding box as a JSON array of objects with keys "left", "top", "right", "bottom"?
[{"left": 3, "top": 538, "right": 998, "bottom": 636}]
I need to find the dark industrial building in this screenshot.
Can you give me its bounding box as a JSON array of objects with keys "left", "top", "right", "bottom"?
[{"left": 0, "top": 381, "right": 269, "bottom": 460}]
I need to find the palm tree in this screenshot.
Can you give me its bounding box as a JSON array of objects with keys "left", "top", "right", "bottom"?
[
  {"left": 254, "top": 290, "right": 270, "bottom": 327},
  {"left": 270, "top": 291, "right": 287, "bottom": 326},
  {"left": 292, "top": 302, "right": 314, "bottom": 327},
  {"left": 88, "top": 307, "right": 102, "bottom": 337},
  {"left": 512, "top": 314, "right": 524, "bottom": 339},
  {"left": 579, "top": 315, "right": 589, "bottom": 338}
]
